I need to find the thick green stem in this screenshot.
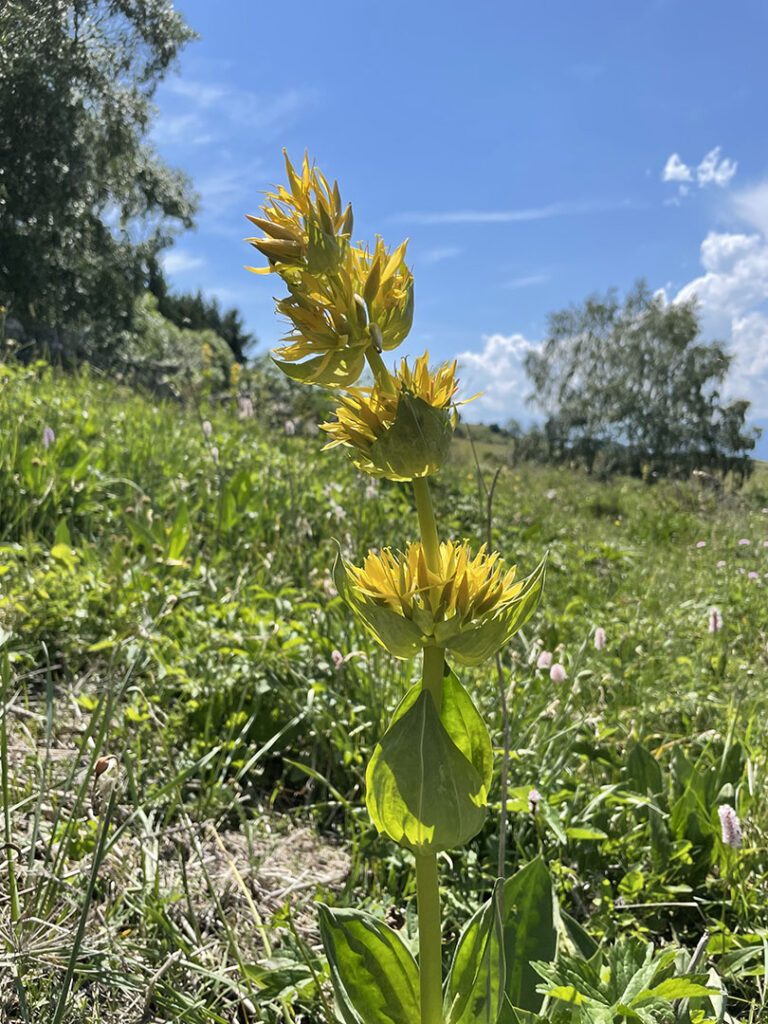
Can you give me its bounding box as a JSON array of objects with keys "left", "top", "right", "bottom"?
[
  {"left": 412, "top": 477, "right": 440, "bottom": 573},
  {"left": 413, "top": 471, "right": 445, "bottom": 1023},
  {"left": 415, "top": 851, "right": 443, "bottom": 1024},
  {"left": 365, "top": 345, "right": 396, "bottom": 395}
]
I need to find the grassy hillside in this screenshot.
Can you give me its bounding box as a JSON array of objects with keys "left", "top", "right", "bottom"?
[{"left": 1, "top": 361, "right": 768, "bottom": 1022}]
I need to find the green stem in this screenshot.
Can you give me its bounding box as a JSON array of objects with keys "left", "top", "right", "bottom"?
[
  {"left": 415, "top": 852, "right": 443, "bottom": 1024},
  {"left": 365, "top": 345, "right": 396, "bottom": 395},
  {"left": 412, "top": 471, "right": 445, "bottom": 1023},
  {"left": 412, "top": 477, "right": 440, "bottom": 573}
]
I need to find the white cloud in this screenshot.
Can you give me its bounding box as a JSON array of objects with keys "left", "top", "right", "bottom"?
[
  {"left": 662, "top": 154, "right": 692, "bottom": 183},
  {"left": 732, "top": 181, "right": 768, "bottom": 238},
  {"left": 456, "top": 333, "right": 537, "bottom": 424},
  {"left": 696, "top": 146, "right": 738, "bottom": 188},
  {"left": 662, "top": 147, "right": 738, "bottom": 198},
  {"left": 671, "top": 184, "right": 768, "bottom": 415},
  {"left": 160, "top": 249, "right": 206, "bottom": 275}
]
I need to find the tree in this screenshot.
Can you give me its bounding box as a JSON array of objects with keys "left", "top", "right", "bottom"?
[
  {"left": 0, "top": 0, "right": 197, "bottom": 341},
  {"left": 524, "top": 282, "right": 760, "bottom": 478},
  {"left": 147, "top": 263, "right": 255, "bottom": 363}
]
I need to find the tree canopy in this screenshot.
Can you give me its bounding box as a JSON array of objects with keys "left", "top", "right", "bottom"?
[
  {"left": 0, "top": 0, "right": 197, "bottom": 338},
  {"left": 524, "top": 282, "right": 760, "bottom": 479}
]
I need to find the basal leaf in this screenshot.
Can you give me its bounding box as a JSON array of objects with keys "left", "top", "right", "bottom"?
[
  {"left": 445, "top": 880, "right": 506, "bottom": 1024},
  {"left": 499, "top": 857, "right": 558, "bottom": 1018},
  {"left": 318, "top": 904, "right": 419, "bottom": 1024}
]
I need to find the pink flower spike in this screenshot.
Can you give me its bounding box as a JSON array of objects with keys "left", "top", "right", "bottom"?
[
  {"left": 331, "top": 650, "right": 344, "bottom": 668},
  {"left": 708, "top": 607, "right": 722, "bottom": 633},
  {"left": 43, "top": 426, "right": 55, "bottom": 449},
  {"left": 202, "top": 419, "right": 212, "bottom": 438},
  {"left": 718, "top": 804, "right": 743, "bottom": 850},
  {"left": 536, "top": 651, "right": 553, "bottom": 669},
  {"left": 528, "top": 789, "right": 541, "bottom": 813},
  {"left": 550, "top": 663, "right": 567, "bottom": 683},
  {"left": 594, "top": 627, "right": 606, "bottom": 651},
  {"left": 696, "top": 541, "right": 706, "bottom": 548}
]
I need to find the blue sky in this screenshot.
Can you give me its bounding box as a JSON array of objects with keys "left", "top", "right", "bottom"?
[{"left": 152, "top": 0, "right": 768, "bottom": 457}]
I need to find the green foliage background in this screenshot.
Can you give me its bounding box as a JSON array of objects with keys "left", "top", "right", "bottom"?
[{"left": 1, "top": 360, "right": 768, "bottom": 1020}]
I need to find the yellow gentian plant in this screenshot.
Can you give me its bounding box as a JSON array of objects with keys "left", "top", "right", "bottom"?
[{"left": 248, "top": 153, "right": 546, "bottom": 1024}]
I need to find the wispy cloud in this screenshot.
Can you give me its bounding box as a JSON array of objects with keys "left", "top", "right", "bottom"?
[
  {"left": 161, "top": 249, "right": 206, "bottom": 274},
  {"left": 393, "top": 198, "right": 635, "bottom": 226},
  {"left": 506, "top": 273, "right": 549, "bottom": 289},
  {"left": 155, "top": 79, "right": 316, "bottom": 150},
  {"left": 420, "top": 246, "right": 462, "bottom": 265}
]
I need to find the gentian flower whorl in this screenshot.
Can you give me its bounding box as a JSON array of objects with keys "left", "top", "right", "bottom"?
[
  {"left": 321, "top": 352, "right": 465, "bottom": 481},
  {"left": 336, "top": 539, "right": 546, "bottom": 665},
  {"left": 246, "top": 152, "right": 413, "bottom": 388}
]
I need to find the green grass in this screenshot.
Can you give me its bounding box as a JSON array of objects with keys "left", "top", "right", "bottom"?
[{"left": 1, "top": 359, "right": 768, "bottom": 1021}]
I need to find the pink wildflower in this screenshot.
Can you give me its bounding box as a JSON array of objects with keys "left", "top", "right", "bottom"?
[
  {"left": 545, "top": 489, "right": 557, "bottom": 500},
  {"left": 528, "top": 788, "right": 541, "bottom": 814},
  {"left": 749, "top": 572, "right": 759, "bottom": 579},
  {"left": 202, "top": 419, "right": 212, "bottom": 438},
  {"left": 331, "top": 650, "right": 344, "bottom": 669},
  {"left": 718, "top": 804, "right": 743, "bottom": 850},
  {"left": 43, "top": 426, "right": 55, "bottom": 449},
  {"left": 716, "top": 560, "right": 726, "bottom": 568},
  {"left": 696, "top": 540, "right": 706, "bottom": 548},
  {"left": 594, "top": 627, "right": 607, "bottom": 651},
  {"left": 708, "top": 607, "right": 722, "bottom": 633},
  {"left": 210, "top": 446, "right": 219, "bottom": 464},
  {"left": 738, "top": 538, "right": 750, "bottom": 546},
  {"left": 550, "top": 663, "right": 567, "bottom": 683},
  {"left": 284, "top": 419, "right": 296, "bottom": 436},
  {"left": 536, "top": 650, "right": 553, "bottom": 670}
]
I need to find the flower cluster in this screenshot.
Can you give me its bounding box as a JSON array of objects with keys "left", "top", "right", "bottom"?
[
  {"left": 247, "top": 152, "right": 413, "bottom": 387},
  {"left": 321, "top": 352, "right": 463, "bottom": 480},
  {"left": 338, "top": 539, "right": 545, "bottom": 665}
]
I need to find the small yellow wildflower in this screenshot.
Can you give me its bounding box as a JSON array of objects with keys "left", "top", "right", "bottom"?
[
  {"left": 336, "top": 540, "right": 546, "bottom": 665},
  {"left": 321, "top": 352, "right": 463, "bottom": 480},
  {"left": 246, "top": 153, "right": 413, "bottom": 388}
]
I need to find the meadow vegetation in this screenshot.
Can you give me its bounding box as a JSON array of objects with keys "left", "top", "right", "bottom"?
[{"left": 1, "top": 358, "right": 768, "bottom": 1021}]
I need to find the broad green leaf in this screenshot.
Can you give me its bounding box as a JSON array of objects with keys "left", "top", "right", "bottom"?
[
  {"left": 366, "top": 689, "right": 487, "bottom": 853},
  {"left": 445, "top": 880, "right": 506, "bottom": 1024},
  {"left": 558, "top": 910, "right": 599, "bottom": 961},
  {"left": 641, "top": 977, "right": 718, "bottom": 1001},
  {"left": 498, "top": 857, "right": 558, "bottom": 1018},
  {"left": 440, "top": 665, "right": 493, "bottom": 792},
  {"left": 626, "top": 742, "right": 664, "bottom": 797},
  {"left": 318, "top": 904, "right": 419, "bottom": 1024},
  {"left": 565, "top": 826, "right": 608, "bottom": 840}
]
